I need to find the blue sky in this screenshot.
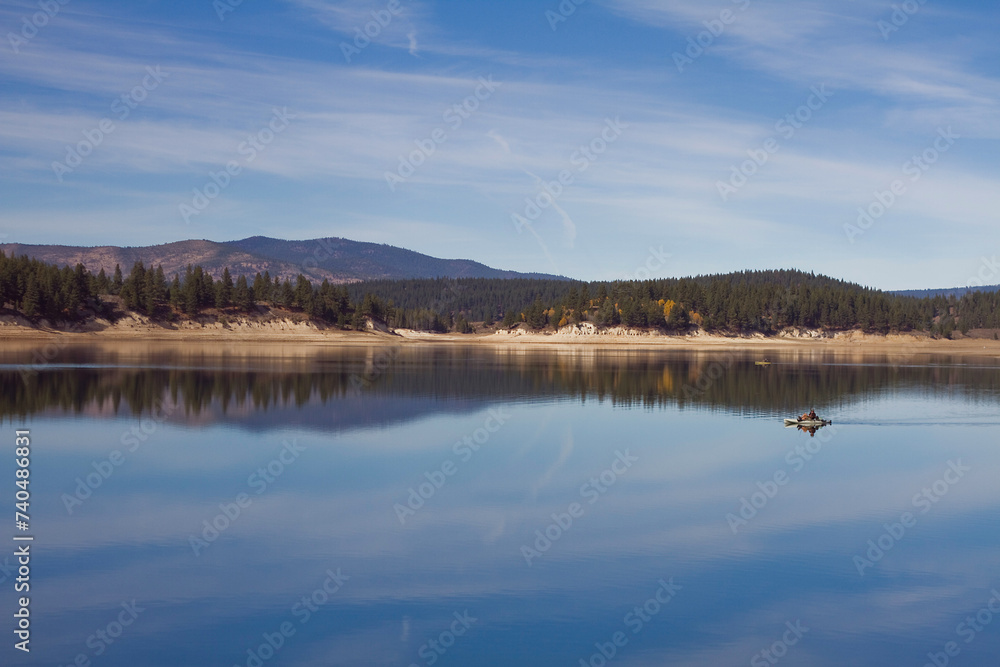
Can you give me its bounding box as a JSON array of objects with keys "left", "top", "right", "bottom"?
[{"left": 1, "top": 0, "right": 998, "bottom": 289}]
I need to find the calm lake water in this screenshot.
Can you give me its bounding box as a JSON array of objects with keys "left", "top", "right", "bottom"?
[{"left": 2, "top": 342, "right": 1000, "bottom": 666}]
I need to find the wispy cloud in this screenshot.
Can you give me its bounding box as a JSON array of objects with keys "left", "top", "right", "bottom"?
[
  {"left": 282, "top": 0, "right": 427, "bottom": 58},
  {"left": 1, "top": 0, "right": 998, "bottom": 289}
]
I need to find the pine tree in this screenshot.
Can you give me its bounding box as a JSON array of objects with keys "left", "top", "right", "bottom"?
[
  {"left": 234, "top": 275, "right": 253, "bottom": 311},
  {"left": 65, "top": 265, "right": 82, "bottom": 312},
  {"left": 142, "top": 265, "right": 166, "bottom": 315},
  {"left": 217, "top": 267, "right": 234, "bottom": 308},
  {"left": 294, "top": 275, "right": 312, "bottom": 309},
  {"left": 280, "top": 279, "right": 294, "bottom": 307},
  {"left": 142, "top": 268, "right": 156, "bottom": 315},
  {"left": 360, "top": 293, "right": 385, "bottom": 320},
  {"left": 112, "top": 264, "right": 123, "bottom": 294},
  {"left": 199, "top": 269, "right": 214, "bottom": 308},
  {"left": 183, "top": 265, "right": 199, "bottom": 314},
  {"left": 525, "top": 298, "right": 547, "bottom": 329},
  {"left": 73, "top": 263, "right": 88, "bottom": 300},
  {"left": 95, "top": 267, "right": 110, "bottom": 294},
  {"left": 169, "top": 274, "right": 182, "bottom": 309},
  {"left": 21, "top": 274, "right": 39, "bottom": 318},
  {"left": 666, "top": 303, "right": 690, "bottom": 329},
  {"left": 596, "top": 299, "right": 611, "bottom": 326},
  {"left": 253, "top": 272, "right": 269, "bottom": 303}
]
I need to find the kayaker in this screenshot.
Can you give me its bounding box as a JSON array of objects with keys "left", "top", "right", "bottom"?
[{"left": 808, "top": 409, "right": 817, "bottom": 420}]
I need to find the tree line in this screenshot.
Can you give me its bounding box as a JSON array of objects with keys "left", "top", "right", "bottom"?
[
  {"left": 348, "top": 270, "right": 980, "bottom": 336},
  {"left": 0, "top": 252, "right": 993, "bottom": 337},
  {"left": 0, "top": 252, "right": 357, "bottom": 326}
]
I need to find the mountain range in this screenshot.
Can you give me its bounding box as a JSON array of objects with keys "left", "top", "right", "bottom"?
[
  {"left": 4, "top": 236, "right": 998, "bottom": 297},
  {"left": 890, "top": 286, "right": 1000, "bottom": 299},
  {"left": 0, "top": 236, "right": 566, "bottom": 284}
]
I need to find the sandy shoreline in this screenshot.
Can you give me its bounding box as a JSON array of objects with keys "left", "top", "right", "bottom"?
[{"left": 2, "top": 321, "right": 1000, "bottom": 358}]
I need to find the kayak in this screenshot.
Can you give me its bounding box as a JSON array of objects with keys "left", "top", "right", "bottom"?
[{"left": 784, "top": 418, "right": 832, "bottom": 427}]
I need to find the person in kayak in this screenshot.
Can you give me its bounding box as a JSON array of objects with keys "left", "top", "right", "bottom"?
[{"left": 799, "top": 409, "right": 819, "bottom": 421}]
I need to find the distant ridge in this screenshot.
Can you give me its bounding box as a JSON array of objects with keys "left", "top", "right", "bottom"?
[
  {"left": 0, "top": 236, "right": 567, "bottom": 284},
  {"left": 891, "top": 285, "right": 1000, "bottom": 299}
]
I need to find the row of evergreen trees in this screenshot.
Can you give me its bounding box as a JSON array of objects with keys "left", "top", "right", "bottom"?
[
  {"left": 347, "top": 271, "right": 983, "bottom": 336},
  {"left": 0, "top": 252, "right": 360, "bottom": 327},
  {"left": 0, "top": 251, "right": 994, "bottom": 336},
  {"left": 0, "top": 254, "right": 93, "bottom": 321}
]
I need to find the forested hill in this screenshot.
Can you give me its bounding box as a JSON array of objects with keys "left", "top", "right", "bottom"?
[
  {"left": 337, "top": 269, "right": 995, "bottom": 336},
  {"left": 0, "top": 236, "right": 566, "bottom": 284},
  {"left": 2, "top": 250, "right": 998, "bottom": 338},
  {"left": 347, "top": 270, "right": 865, "bottom": 312},
  {"left": 346, "top": 269, "right": 955, "bottom": 333}
]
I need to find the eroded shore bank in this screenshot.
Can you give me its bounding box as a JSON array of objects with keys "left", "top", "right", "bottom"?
[{"left": 2, "top": 318, "right": 1000, "bottom": 358}]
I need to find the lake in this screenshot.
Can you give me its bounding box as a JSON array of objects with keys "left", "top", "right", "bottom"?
[{"left": 2, "top": 342, "right": 999, "bottom": 666}]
